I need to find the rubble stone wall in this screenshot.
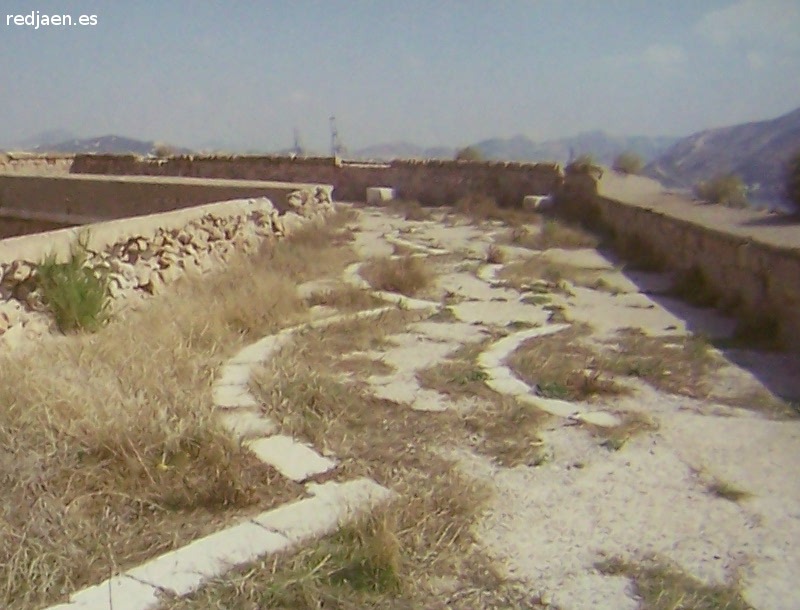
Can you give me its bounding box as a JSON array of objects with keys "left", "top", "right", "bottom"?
[
  {"left": 70, "top": 154, "right": 563, "bottom": 207},
  {"left": 0, "top": 192, "right": 333, "bottom": 349},
  {"left": 558, "top": 173, "right": 800, "bottom": 351}
]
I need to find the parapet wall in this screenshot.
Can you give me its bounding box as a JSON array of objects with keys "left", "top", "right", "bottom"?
[
  {"left": 0, "top": 173, "right": 329, "bottom": 239},
  {"left": 0, "top": 152, "right": 73, "bottom": 175},
  {"left": 558, "top": 172, "right": 800, "bottom": 351},
  {"left": 71, "top": 154, "right": 563, "bottom": 207}
]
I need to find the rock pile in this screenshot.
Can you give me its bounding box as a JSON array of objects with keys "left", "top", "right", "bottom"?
[{"left": 0, "top": 189, "right": 333, "bottom": 349}]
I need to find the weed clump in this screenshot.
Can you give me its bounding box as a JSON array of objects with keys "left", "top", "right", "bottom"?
[
  {"left": 36, "top": 242, "right": 110, "bottom": 333},
  {"left": 612, "top": 152, "right": 644, "bottom": 175},
  {"left": 360, "top": 256, "right": 433, "bottom": 296},
  {"left": 694, "top": 173, "right": 748, "bottom": 208}
]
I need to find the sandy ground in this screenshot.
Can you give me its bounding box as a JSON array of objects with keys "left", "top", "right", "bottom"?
[{"left": 340, "top": 205, "right": 800, "bottom": 609}]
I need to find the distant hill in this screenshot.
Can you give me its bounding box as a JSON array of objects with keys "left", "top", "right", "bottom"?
[
  {"left": 25, "top": 134, "right": 192, "bottom": 156},
  {"left": 474, "top": 131, "right": 678, "bottom": 165},
  {"left": 350, "top": 133, "right": 676, "bottom": 165},
  {"left": 645, "top": 106, "right": 800, "bottom": 205},
  {"left": 352, "top": 141, "right": 455, "bottom": 161},
  {"left": 4, "top": 129, "right": 78, "bottom": 151}
]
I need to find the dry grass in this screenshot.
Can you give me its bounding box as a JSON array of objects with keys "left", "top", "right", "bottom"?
[
  {"left": 597, "top": 558, "right": 753, "bottom": 610},
  {"left": 305, "top": 284, "right": 385, "bottom": 312},
  {"left": 417, "top": 340, "right": 550, "bottom": 467},
  {"left": 529, "top": 219, "right": 598, "bottom": 250},
  {"left": 0, "top": 212, "right": 359, "bottom": 609},
  {"left": 485, "top": 244, "right": 505, "bottom": 264},
  {"left": 603, "top": 330, "right": 720, "bottom": 399},
  {"left": 587, "top": 412, "right": 658, "bottom": 451},
  {"left": 707, "top": 478, "right": 752, "bottom": 503},
  {"left": 508, "top": 326, "right": 628, "bottom": 403},
  {"left": 452, "top": 193, "right": 532, "bottom": 227},
  {"left": 463, "top": 400, "right": 550, "bottom": 467},
  {"left": 383, "top": 199, "right": 432, "bottom": 221},
  {"left": 243, "top": 315, "right": 539, "bottom": 608},
  {"left": 417, "top": 341, "right": 496, "bottom": 403},
  {"left": 360, "top": 255, "right": 434, "bottom": 296},
  {"left": 499, "top": 255, "right": 592, "bottom": 294}
]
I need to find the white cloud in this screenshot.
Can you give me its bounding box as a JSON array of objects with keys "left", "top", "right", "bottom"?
[
  {"left": 696, "top": 0, "right": 800, "bottom": 48},
  {"left": 642, "top": 44, "right": 687, "bottom": 67}
]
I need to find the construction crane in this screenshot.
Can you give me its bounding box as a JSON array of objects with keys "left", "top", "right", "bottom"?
[{"left": 329, "top": 116, "right": 346, "bottom": 157}]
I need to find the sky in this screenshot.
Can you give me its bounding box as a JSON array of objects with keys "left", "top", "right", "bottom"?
[{"left": 1, "top": 0, "right": 799, "bottom": 152}]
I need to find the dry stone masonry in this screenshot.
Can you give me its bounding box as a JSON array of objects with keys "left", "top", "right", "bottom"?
[{"left": 0, "top": 187, "right": 332, "bottom": 350}]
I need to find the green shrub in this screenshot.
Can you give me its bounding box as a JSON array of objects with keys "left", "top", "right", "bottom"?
[
  {"left": 36, "top": 241, "right": 111, "bottom": 333},
  {"left": 694, "top": 173, "right": 748, "bottom": 208},
  {"left": 785, "top": 150, "right": 800, "bottom": 213},
  {"left": 612, "top": 152, "right": 644, "bottom": 175},
  {"left": 454, "top": 146, "right": 483, "bottom": 161}
]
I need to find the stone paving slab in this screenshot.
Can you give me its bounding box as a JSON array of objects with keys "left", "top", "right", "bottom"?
[
  {"left": 218, "top": 410, "right": 278, "bottom": 440},
  {"left": 246, "top": 435, "right": 337, "bottom": 482},
  {"left": 254, "top": 478, "right": 394, "bottom": 543},
  {"left": 125, "top": 521, "right": 290, "bottom": 597},
  {"left": 212, "top": 384, "right": 258, "bottom": 409},
  {"left": 47, "top": 575, "right": 161, "bottom": 610}
]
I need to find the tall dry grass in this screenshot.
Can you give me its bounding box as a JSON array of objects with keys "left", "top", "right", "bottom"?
[{"left": 0, "top": 211, "right": 357, "bottom": 609}]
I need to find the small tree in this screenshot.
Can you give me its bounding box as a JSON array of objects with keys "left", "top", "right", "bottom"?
[
  {"left": 694, "top": 173, "right": 748, "bottom": 208},
  {"left": 152, "top": 142, "right": 176, "bottom": 158},
  {"left": 785, "top": 150, "right": 800, "bottom": 213},
  {"left": 454, "top": 146, "right": 483, "bottom": 161},
  {"left": 565, "top": 153, "right": 603, "bottom": 179},
  {"left": 613, "top": 152, "right": 644, "bottom": 175}
]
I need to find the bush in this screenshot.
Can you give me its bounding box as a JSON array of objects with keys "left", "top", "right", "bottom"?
[
  {"left": 565, "top": 154, "right": 603, "bottom": 178},
  {"left": 694, "top": 173, "right": 748, "bottom": 208},
  {"left": 613, "top": 152, "right": 644, "bottom": 175},
  {"left": 785, "top": 150, "right": 800, "bottom": 213},
  {"left": 454, "top": 146, "right": 483, "bottom": 161},
  {"left": 152, "top": 142, "right": 176, "bottom": 157},
  {"left": 36, "top": 241, "right": 111, "bottom": 333}
]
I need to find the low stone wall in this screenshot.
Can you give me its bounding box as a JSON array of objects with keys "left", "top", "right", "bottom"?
[
  {"left": 0, "top": 193, "right": 332, "bottom": 349},
  {"left": 558, "top": 172, "right": 800, "bottom": 351},
  {"left": 0, "top": 152, "right": 73, "bottom": 174},
  {"left": 0, "top": 174, "right": 331, "bottom": 231},
  {"left": 71, "top": 154, "right": 563, "bottom": 207}
]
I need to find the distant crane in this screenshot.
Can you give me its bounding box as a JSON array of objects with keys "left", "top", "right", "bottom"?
[{"left": 329, "top": 116, "right": 346, "bottom": 157}]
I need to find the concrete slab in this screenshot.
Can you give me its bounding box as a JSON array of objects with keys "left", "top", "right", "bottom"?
[
  {"left": 212, "top": 384, "right": 258, "bottom": 409},
  {"left": 51, "top": 575, "right": 160, "bottom": 610},
  {"left": 253, "top": 478, "right": 394, "bottom": 543},
  {"left": 219, "top": 411, "right": 278, "bottom": 440},
  {"left": 451, "top": 300, "right": 551, "bottom": 327},
  {"left": 125, "top": 521, "right": 289, "bottom": 597},
  {"left": 245, "top": 435, "right": 337, "bottom": 481},
  {"left": 217, "top": 363, "right": 252, "bottom": 387}
]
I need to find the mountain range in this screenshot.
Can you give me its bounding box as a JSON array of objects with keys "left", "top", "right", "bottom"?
[
  {"left": 4, "top": 104, "right": 798, "bottom": 206},
  {"left": 644, "top": 106, "right": 800, "bottom": 205}
]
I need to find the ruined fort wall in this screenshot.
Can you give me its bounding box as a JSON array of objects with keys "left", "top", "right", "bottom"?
[
  {"left": 70, "top": 154, "right": 563, "bottom": 207},
  {"left": 0, "top": 173, "right": 327, "bottom": 238},
  {"left": 558, "top": 173, "right": 800, "bottom": 350}
]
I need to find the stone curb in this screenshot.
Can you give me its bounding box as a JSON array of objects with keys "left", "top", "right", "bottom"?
[{"left": 46, "top": 479, "right": 392, "bottom": 610}]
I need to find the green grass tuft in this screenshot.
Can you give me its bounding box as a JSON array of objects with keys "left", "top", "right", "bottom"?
[{"left": 36, "top": 242, "right": 111, "bottom": 333}]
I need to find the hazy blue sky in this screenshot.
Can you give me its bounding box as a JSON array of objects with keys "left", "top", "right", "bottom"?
[{"left": 1, "top": 0, "right": 799, "bottom": 151}]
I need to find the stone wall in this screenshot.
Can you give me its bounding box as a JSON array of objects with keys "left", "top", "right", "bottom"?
[
  {"left": 71, "top": 154, "right": 563, "bottom": 207},
  {"left": 0, "top": 194, "right": 332, "bottom": 349},
  {"left": 0, "top": 173, "right": 331, "bottom": 236},
  {"left": 0, "top": 152, "right": 73, "bottom": 174},
  {"left": 558, "top": 172, "right": 800, "bottom": 351}
]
